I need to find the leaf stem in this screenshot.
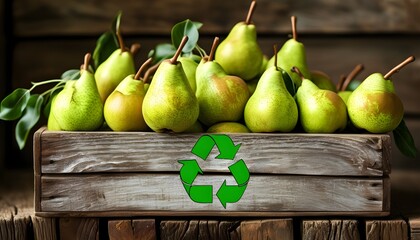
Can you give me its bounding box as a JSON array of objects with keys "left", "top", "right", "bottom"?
[
  {"left": 143, "top": 62, "right": 161, "bottom": 84},
  {"left": 291, "top": 66, "right": 305, "bottom": 81},
  {"left": 273, "top": 44, "right": 278, "bottom": 70},
  {"left": 117, "top": 27, "right": 126, "bottom": 52},
  {"left": 245, "top": 1, "right": 257, "bottom": 25},
  {"left": 291, "top": 16, "right": 297, "bottom": 41},
  {"left": 170, "top": 36, "right": 189, "bottom": 64},
  {"left": 135, "top": 58, "right": 153, "bottom": 81},
  {"left": 83, "top": 53, "right": 91, "bottom": 71},
  {"left": 384, "top": 56, "right": 415, "bottom": 79}
]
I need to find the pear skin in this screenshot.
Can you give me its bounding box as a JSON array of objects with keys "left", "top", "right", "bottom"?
[
  {"left": 311, "top": 70, "right": 336, "bottom": 91},
  {"left": 207, "top": 122, "right": 251, "bottom": 133},
  {"left": 179, "top": 57, "right": 199, "bottom": 92}
]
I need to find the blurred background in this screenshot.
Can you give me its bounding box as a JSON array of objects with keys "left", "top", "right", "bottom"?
[{"left": 0, "top": 0, "right": 419, "bottom": 172}]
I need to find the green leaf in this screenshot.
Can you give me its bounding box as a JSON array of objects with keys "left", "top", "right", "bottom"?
[
  {"left": 61, "top": 69, "right": 81, "bottom": 80},
  {"left": 282, "top": 70, "right": 297, "bottom": 96},
  {"left": 92, "top": 31, "right": 119, "bottom": 70},
  {"left": 393, "top": 119, "right": 418, "bottom": 158},
  {"left": 171, "top": 19, "right": 201, "bottom": 54},
  {"left": 15, "top": 94, "right": 44, "bottom": 149},
  {"left": 148, "top": 43, "right": 177, "bottom": 64},
  {"left": 0, "top": 88, "right": 31, "bottom": 120}
]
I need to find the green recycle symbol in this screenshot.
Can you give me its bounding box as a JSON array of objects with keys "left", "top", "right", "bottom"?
[{"left": 178, "top": 134, "right": 250, "bottom": 209}]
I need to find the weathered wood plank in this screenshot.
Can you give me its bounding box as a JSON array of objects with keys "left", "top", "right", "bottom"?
[
  {"left": 241, "top": 219, "right": 294, "bottom": 240},
  {"left": 32, "top": 216, "right": 57, "bottom": 240},
  {"left": 108, "top": 219, "right": 156, "bottom": 240},
  {"left": 38, "top": 174, "right": 387, "bottom": 216},
  {"left": 37, "top": 129, "right": 390, "bottom": 176},
  {"left": 160, "top": 220, "right": 240, "bottom": 240},
  {"left": 409, "top": 217, "right": 420, "bottom": 240},
  {"left": 0, "top": 203, "right": 14, "bottom": 240},
  {"left": 366, "top": 219, "right": 408, "bottom": 240},
  {"left": 13, "top": 0, "right": 420, "bottom": 37},
  {"left": 302, "top": 219, "right": 359, "bottom": 240},
  {"left": 59, "top": 218, "right": 99, "bottom": 240}
]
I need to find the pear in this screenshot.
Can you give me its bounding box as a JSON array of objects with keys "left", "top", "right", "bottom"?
[
  {"left": 311, "top": 70, "right": 336, "bottom": 91},
  {"left": 48, "top": 53, "right": 103, "bottom": 131},
  {"left": 244, "top": 45, "right": 298, "bottom": 133},
  {"left": 267, "top": 16, "right": 310, "bottom": 87},
  {"left": 178, "top": 56, "right": 199, "bottom": 92},
  {"left": 196, "top": 37, "right": 250, "bottom": 127},
  {"left": 207, "top": 122, "right": 251, "bottom": 133},
  {"left": 142, "top": 36, "right": 199, "bottom": 132},
  {"left": 337, "top": 64, "right": 364, "bottom": 104},
  {"left": 215, "top": 1, "right": 264, "bottom": 81},
  {"left": 104, "top": 58, "right": 153, "bottom": 131},
  {"left": 347, "top": 56, "right": 415, "bottom": 133},
  {"left": 94, "top": 30, "right": 136, "bottom": 103},
  {"left": 183, "top": 121, "right": 205, "bottom": 133},
  {"left": 293, "top": 66, "right": 347, "bottom": 133}
]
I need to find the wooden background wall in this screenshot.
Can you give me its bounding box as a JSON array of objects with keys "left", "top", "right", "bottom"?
[{"left": 1, "top": 0, "right": 420, "bottom": 170}]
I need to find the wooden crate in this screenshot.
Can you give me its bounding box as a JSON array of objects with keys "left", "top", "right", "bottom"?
[{"left": 33, "top": 127, "right": 391, "bottom": 217}]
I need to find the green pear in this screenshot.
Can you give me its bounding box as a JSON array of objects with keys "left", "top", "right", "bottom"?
[
  {"left": 196, "top": 37, "right": 250, "bottom": 127},
  {"left": 178, "top": 56, "right": 199, "bottom": 92},
  {"left": 293, "top": 66, "right": 347, "bottom": 133},
  {"left": 47, "top": 95, "right": 61, "bottom": 131},
  {"left": 347, "top": 56, "right": 414, "bottom": 133},
  {"left": 48, "top": 53, "right": 103, "bottom": 131},
  {"left": 142, "top": 36, "right": 199, "bottom": 132},
  {"left": 215, "top": 1, "right": 264, "bottom": 81},
  {"left": 337, "top": 64, "right": 364, "bottom": 104},
  {"left": 267, "top": 16, "right": 310, "bottom": 87},
  {"left": 94, "top": 31, "right": 136, "bottom": 103},
  {"left": 244, "top": 47, "right": 298, "bottom": 132},
  {"left": 183, "top": 121, "right": 204, "bottom": 133},
  {"left": 311, "top": 70, "right": 336, "bottom": 91},
  {"left": 104, "top": 58, "right": 153, "bottom": 131},
  {"left": 207, "top": 122, "right": 251, "bottom": 133}
]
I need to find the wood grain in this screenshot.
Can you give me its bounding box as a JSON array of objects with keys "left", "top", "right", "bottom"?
[
  {"left": 108, "top": 219, "right": 156, "bottom": 240},
  {"left": 38, "top": 174, "right": 387, "bottom": 216},
  {"left": 366, "top": 219, "right": 408, "bottom": 240},
  {"left": 37, "top": 129, "right": 390, "bottom": 176},
  {"left": 241, "top": 219, "right": 294, "bottom": 240},
  {"left": 160, "top": 220, "right": 240, "bottom": 240},
  {"left": 32, "top": 216, "right": 57, "bottom": 240},
  {"left": 302, "top": 220, "right": 359, "bottom": 240},
  {"left": 59, "top": 218, "right": 99, "bottom": 240},
  {"left": 13, "top": 0, "right": 420, "bottom": 37},
  {"left": 409, "top": 217, "right": 420, "bottom": 240}
]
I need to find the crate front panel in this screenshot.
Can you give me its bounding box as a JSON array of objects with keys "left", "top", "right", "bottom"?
[
  {"left": 37, "top": 130, "right": 391, "bottom": 176},
  {"left": 37, "top": 174, "right": 388, "bottom": 216}
]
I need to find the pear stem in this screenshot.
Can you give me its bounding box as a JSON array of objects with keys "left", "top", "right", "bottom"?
[
  {"left": 134, "top": 58, "right": 153, "bottom": 81},
  {"left": 341, "top": 64, "right": 364, "bottom": 91},
  {"left": 291, "top": 16, "right": 297, "bottom": 40},
  {"left": 291, "top": 66, "right": 305, "bottom": 81},
  {"left": 169, "top": 36, "right": 189, "bottom": 65},
  {"left": 208, "top": 37, "right": 220, "bottom": 62},
  {"left": 384, "top": 55, "right": 415, "bottom": 79},
  {"left": 117, "top": 28, "right": 126, "bottom": 52},
  {"left": 336, "top": 74, "right": 346, "bottom": 92},
  {"left": 245, "top": 1, "right": 257, "bottom": 25},
  {"left": 130, "top": 43, "right": 141, "bottom": 56},
  {"left": 143, "top": 62, "right": 160, "bottom": 84},
  {"left": 273, "top": 44, "right": 278, "bottom": 70},
  {"left": 82, "top": 53, "right": 91, "bottom": 71}
]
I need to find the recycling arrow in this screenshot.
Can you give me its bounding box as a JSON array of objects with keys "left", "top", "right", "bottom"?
[{"left": 179, "top": 134, "right": 250, "bottom": 209}]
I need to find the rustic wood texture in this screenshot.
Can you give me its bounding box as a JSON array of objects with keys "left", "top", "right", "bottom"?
[
  {"left": 160, "top": 220, "right": 240, "bottom": 240},
  {"left": 13, "top": 0, "right": 420, "bottom": 37},
  {"left": 37, "top": 174, "right": 388, "bottom": 216},
  {"left": 302, "top": 219, "right": 360, "bottom": 240},
  {"left": 37, "top": 129, "right": 390, "bottom": 176},
  {"left": 409, "top": 217, "right": 420, "bottom": 240},
  {"left": 108, "top": 219, "right": 156, "bottom": 240},
  {"left": 240, "top": 219, "right": 294, "bottom": 240},
  {"left": 366, "top": 219, "right": 408, "bottom": 240},
  {"left": 32, "top": 216, "right": 57, "bottom": 240},
  {"left": 59, "top": 218, "right": 99, "bottom": 240}
]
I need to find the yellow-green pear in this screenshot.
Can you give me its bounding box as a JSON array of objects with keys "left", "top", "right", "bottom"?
[
  {"left": 142, "top": 36, "right": 199, "bottom": 132},
  {"left": 347, "top": 56, "right": 415, "bottom": 133},
  {"left": 196, "top": 37, "right": 250, "bottom": 127},
  {"left": 293, "top": 66, "right": 347, "bottom": 133},
  {"left": 311, "top": 70, "right": 336, "bottom": 91},
  {"left": 215, "top": 1, "right": 264, "bottom": 81},
  {"left": 104, "top": 58, "right": 153, "bottom": 131},
  {"left": 267, "top": 16, "right": 310, "bottom": 87},
  {"left": 245, "top": 46, "right": 298, "bottom": 132},
  {"left": 183, "top": 121, "right": 205, "bottom": 133},
  {"left": 178, "top": 56, "right": 199, "bottom": 92},
  {"left": 207, "top": 122, "right": 251, "bottom": 133},
  {"left": 94, "top": 31, "right": 136, "bottom": 103},
  {"left": 48, "top": 53, "right": 103, "bottom": 131}
]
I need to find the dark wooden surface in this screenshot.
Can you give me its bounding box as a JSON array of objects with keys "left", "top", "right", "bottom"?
[{"left": 302, "top": 220, "right": 360, "bottom": 240}]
